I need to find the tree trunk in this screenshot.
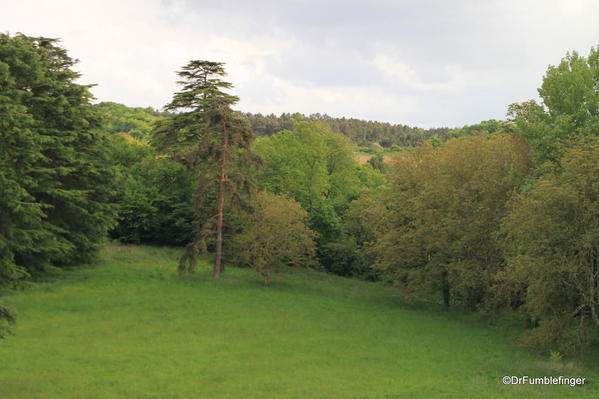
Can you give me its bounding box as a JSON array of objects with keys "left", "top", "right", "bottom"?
[
  {"left": 441, "top": 269, "right": 450, "bottom": 310},
  {"left": 264, "top": 271, "right": 269, "bottom": 288},
  {"left": 213, "top": 117, "right": 228, "bottom": 278},
  {"left": 590, "top": 248, "right": 599, "bottom": 334}
]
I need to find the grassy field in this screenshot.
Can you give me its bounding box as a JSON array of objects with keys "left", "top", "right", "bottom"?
[{"left": 0, "top": 244, "right": 598, "bottom": 398}]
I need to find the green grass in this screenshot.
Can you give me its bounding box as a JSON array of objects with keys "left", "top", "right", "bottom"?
[{"left": 0, "top": 244, "right": 598, "bottom": 398}]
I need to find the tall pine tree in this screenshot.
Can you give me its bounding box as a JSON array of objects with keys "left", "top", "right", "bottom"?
[{"left": 158, "top": 61, "right": 257, "bottom": 277}]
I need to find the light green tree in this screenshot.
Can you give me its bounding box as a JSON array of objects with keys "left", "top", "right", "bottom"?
[
  {"left": 94, "top": 101, "right": 164, "bottom": 141},
  {"left": 253, "top": 121, "right": 364, "bottom": 273},
  {"left": 253, "top": 121, "right": 360, "bottom": 212},
  {"left": 508, "top": 47, "right": 599, "bottom": 164},
  {"left": 232, "top": 192, "right": 318, "bottom": 287}
]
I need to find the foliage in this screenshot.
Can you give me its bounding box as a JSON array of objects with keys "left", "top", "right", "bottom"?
[
  {"left": 496, "top": 137, "right": 599, "bottom": 353},
  {"left": 0, "top": 45, "right": 42, "bottom": 286},
  {"left": 355, "top": 162, "right": 386, "bottom": 194},
  {"left": 342, "top": 194, "right": 391, "bottom": 280},
  {"left": 94, "top": 101, "right": 165, "bottom": 141},
  {"left": 254, "top": 121, "right": 363, "bottom": 211},
  {"left": 0, "top": 33, "right": 117, "bottom": 277},
  {"left": 367, "top": 151, "right": 387, "bottom": 173},
  {"left": 0, "top": 304, "right": 16, "bottom": 338},
  {"left": 0, "top": 33, "right": 118, "bottom": 335},
  {"left": 107, "top": 134, "right": 195, "bottom": 246},
  {"left": 231, "top": 192, "right": 318, "bottom": 286},
  {"left": 376, "top": 134, "right": 533, "bottom": 309},
  {"left": 508, "top": 47, "right": 599, "bottom": 164},
  {"left": 254, "top": 121, "right": 370, "bottom": 274},
  {"left": 447, "top": 119, "right": 509, "bottom": 139}
]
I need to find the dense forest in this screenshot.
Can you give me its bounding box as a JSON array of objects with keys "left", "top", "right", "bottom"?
[{"left": 2, "top": 32, "right": 599, "bottom": 359}]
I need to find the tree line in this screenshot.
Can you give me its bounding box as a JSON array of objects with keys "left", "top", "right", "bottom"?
[
  {"left": 2, "top": 32, "right": 599, "bottom": 354},
  {"left": 90, "top": 103, "right": 456, "bottom": 149},
  {"left": 242, "top": 112, "right": 451, "bottom": 147}
]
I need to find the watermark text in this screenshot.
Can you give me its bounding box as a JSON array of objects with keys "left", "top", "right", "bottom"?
[{"left": 502, "top": 376, "right": 586, "bottom": 387}]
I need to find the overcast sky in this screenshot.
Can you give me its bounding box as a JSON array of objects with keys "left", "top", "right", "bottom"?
[{"left": 2, "top": 0, "right": 598, "bottom": 128}]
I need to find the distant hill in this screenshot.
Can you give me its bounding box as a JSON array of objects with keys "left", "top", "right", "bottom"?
[{"left": 241, "top": 112, "right": 451, "bottom": 147}]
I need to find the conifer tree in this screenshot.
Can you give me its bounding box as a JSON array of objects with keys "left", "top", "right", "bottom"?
[
  {"left": 159, "top": 61, "right": 257, "bottom": 277},
  {"left": 1, "top": 33, "right": 118, "bottom": 332},
  {"left": 0, "top": 33, "right": 117, "bottom": 275}
]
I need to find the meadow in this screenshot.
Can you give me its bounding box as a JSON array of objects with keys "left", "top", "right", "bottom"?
[{"left": 0, "top": 244, "right": 597, "bottom": 399}]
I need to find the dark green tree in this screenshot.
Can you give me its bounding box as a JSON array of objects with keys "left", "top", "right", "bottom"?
[
  {"left": 367, "top": 151, "right": 387, "bottom": 173},
  {"left": 1, "top": 33, "right": 118, "bottom": 332},
  {"left": 106, "top": 133, "right": 195, "bottom": 246},
  {"left": 0, "top": 33, "right": 117, "bottom": 272},
  {"left": 0, "top": 304, "right": 16, "bottom": 339},
  {"left": 242, "top": 112, "right": 450, "bottom": 147},
  {"left": 159, "top": 61, "right": 257, "bottom": 277}
]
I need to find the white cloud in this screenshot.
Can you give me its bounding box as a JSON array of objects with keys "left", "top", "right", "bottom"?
[{"left": 372, "top": 52, "right": 465, "bottom": 91}]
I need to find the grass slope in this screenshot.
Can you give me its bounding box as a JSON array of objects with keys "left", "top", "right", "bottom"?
[{"left": 0, "top": 245, "right": 597, "bottom": 398}]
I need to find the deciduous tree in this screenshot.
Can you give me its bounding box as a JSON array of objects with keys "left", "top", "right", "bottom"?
[
  {"left": 509, "top": 47, "right": 599, "bottom": 164},
  {"left": 497, "top": 137, "right": 599, "bottom": 352},
  {"left": 253, "top": 121, "right": 363, "bottom": 273},
  {"left": 376, "top": 134, "right": 532, "bottom": 309},
  {"left": 232, "top": 192, "right": 317, "bottom": 287}
]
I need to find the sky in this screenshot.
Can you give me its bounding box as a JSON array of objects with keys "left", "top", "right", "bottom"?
[{"left": 2, "top": 0, "right": 598, "bottom": 128}]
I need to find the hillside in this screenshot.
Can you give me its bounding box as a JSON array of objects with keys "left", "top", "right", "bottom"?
[{"left": 0, "top": 245, "right": 597, "bottom": 399}]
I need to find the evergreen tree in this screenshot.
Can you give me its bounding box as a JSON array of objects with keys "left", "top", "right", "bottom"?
[
  {"left": 159, "top": 61, "right": 257, "bottom": 277},
  {"left": 1, "top": 33, "right": 117, "bottom": 332},
  {"left": 0, "top": 33, "right": 117, "bottom": 275}
]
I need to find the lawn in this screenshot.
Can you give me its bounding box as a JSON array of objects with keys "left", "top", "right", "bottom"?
[{"left": 0, "top": 244, "right": 597, "bottom": 398}]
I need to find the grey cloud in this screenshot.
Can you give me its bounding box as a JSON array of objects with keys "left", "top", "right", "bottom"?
[{"left": 2, "top": 0, "right": 598, "bottom": 127}]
